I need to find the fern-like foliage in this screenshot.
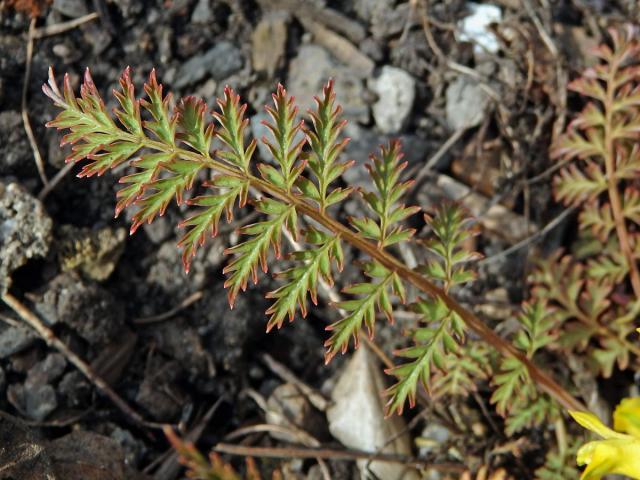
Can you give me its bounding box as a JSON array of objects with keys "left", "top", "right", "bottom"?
[
  {"left": 323, "top": 141, "right": 418, "bottom": 361},
  {"left": 385, "top": 204, "right": 481, "bottom": 414},
  {"left": 528, "top": 25, "right": 640, "bottom": 384},
  {"left": 44, "top": 65, "right": 586, "bottom": 427},
  {"left": 490, "top": 301, "right": 560, "bottom": 435}
]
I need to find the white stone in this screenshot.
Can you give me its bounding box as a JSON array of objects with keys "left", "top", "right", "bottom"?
[
  {"left": 457, "top": 3, "right": 502, "bottom": 54},
  {"left": 445, "top": 76, "right": 491, "bottom": 130},
  {"left": 326, "top": 347, "right": 419, "bottom": 480},
  {"left": 370, "top": 66, "right": 415, "bottom": 134}
]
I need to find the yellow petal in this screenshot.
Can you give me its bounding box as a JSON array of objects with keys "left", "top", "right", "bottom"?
[
  {"left": 577, "top": 438, "right": 640, "bottom": 480},
  {"left": 569, "top": 410, "right": 628, "bottom": 440},
  {"left": 614, "top": 397, "right": 640, "bottom": 438}
]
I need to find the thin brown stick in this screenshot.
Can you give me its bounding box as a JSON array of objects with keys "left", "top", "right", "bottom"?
[
  {"left": 261, "top": 353, "right": 329, "bottom": 411},
  {"left": 32, "top": 12, "right": 99, "bottom": 39},
  {"left": 1, "top": 292, "right": 166, "bottom": 430},
  {"left": 22, "top": 18, "right": 48, "bottom": 187},
  {"left": 38, "top": 161, "right": 76, "bottom": 201},
  {"left": 214, "top": 443, "right": 466, "bottom": 472},
  {"left": 133, "top": 291, "right": 203, "bottom": 324},
  {"left": 406, "top": 127, "right": 468, "bottom": 188}
]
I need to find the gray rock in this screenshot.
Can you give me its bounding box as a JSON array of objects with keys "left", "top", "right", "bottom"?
[
  {"left": 0, "top": 367, "right": 5, "bottom": 394},
  {"left": 287, "top": 44, "right": 369, "bottom": 122},
  {"left": 342, "top": 123, "right": 429, "bottom": 189},
  {"left": 191, "top": 0, "right": 213, "bottom": 24},
  {"left": 27, "top": 353, "right": 67, "bottom": 386},
  {"left": 34, "top": 273, "right": 124, "bottom": 346},
  {"left": 174, "top": 42, "right": 244, "bottom": 89},
  {"left": 52, "top": 0, "right": 88, "bottom": 18},
  {"left": 445, "top": 76, "right": 491, "bottom": 130},
  {"left": 0, "top": 323, "right": 36, "bottom": 359},
  {"left": 58, "top": 371, "right": 91, "bottom": 407},
  {"left": 0, "top": 182, "right": 53, "bottom": 294},
  {"left": 327, "top": 348, "right": 419, "bottom": 480},
  {"left": 251, "top": 11, "right": 289, "bottom": 77},
  {"left": 8, "top": 383, "right": 58, "bottom": 421},
  {"left": 24, "top": 355, "right": 63, "bottom": 421},
  {"left": 369, "top": 66, "right": 415, "bottom": 134},
  {"left": 353, "top": 0, "right": 389, "bottom": 22}
]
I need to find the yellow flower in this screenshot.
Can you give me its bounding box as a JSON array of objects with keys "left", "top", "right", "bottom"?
[{"left": 569, "top": 399, "right": 640, "bottom": 480}]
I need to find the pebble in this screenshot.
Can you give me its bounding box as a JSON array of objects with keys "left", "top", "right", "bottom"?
[
  {"left": 445, "top": 75, "right": 491, "bottom": 130},
  {"left": 0, "top": 324, "right": 36, "bottom": 359},
  {"left": 191, "top": 0, "right": 213, "bottom": 24},
  {"left": 0, "top": 182, "right": 53, "bottom": 294},
  {"left": 369, "top": 66, "right": 416, "bottom": 134},
  {"left": 251, "top": 11, "right": 289, "bottom": 78},
  {"left": 287, "top": 44, "right": 369, "bottom": 122},
  {"left": 174, "top": 42, "right": 244, "bottom": 89},
  {"left": 27, "top": 353, "right": 67, "bottom": 385},
  {"left": 8, "top": 383, "right": 58, "bottom": 421},
  {"left": 52, "top": 0, "right": 88, "bottom": 18},
  {"left": 327, "top": 347, "right": 419, "bottom": 479}
]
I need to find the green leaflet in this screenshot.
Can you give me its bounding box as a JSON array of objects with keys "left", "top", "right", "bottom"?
[
  {"left": 384, "top": 296, "right": 465, "bottom": 415},
  {"left": 214, "top": 86, "right": 256, "bottom": 173},
  {"left": 265, "top": 230, "right": 343, "bottom": 331},
  {"left": 44, "top": 68, "right": 142, "bottom": 177},
  {"left": 324, "top": 265, "right": 401, "bottom": 362},
  {"left": 302, "top": 80, "right": 353, "bottom": 211},
  {"left": 490, "top": 301, "right": 560, "bottom": 434},
  {"left": 178, "top": 175, "right": 250, "bottom": 272},
  {"left": 223, "top": 199, "right": 295, "bottom": 308},
  {"left": 176, "top": 96, "right": 214, "bottom": 157},
  {"left": 385, "top": 203, "right": 480, "bottom": 414},
  {"left": 261, "top": 84, "right": 306, "bottom": 193},
  {"left": 350, "top": 140, "right": 419, "bottom": 247}
]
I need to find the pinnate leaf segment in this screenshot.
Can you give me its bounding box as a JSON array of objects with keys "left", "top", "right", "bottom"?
[
  {"left": 44, "top": 65, "right": 583, "bottom": 417},
  {"left": 538, "top": 25, "right": 640, "bottom": 378}
]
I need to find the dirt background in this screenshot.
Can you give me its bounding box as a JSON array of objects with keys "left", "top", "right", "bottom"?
[{"left": 0, "top": 0, "right": 639, "bottom": 478}]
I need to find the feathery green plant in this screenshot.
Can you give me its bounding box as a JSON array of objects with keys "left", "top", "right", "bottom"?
[
  {"left": 384, "top": 203, "right": 482, "bottom": 414},
  {"left": 535, "top": 24, "right": 640, "bottom": 377},
  {"left": 43, "top": 65, "right": 584, "bottom": 421}
]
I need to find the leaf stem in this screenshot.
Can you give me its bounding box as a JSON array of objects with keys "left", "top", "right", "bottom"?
[{"left": 604, "top": 57, "right": 640, "bottom": 299}]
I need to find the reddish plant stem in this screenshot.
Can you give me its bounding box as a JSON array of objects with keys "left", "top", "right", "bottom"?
[{"left": 603, "top": 60, "right": 640, "bottom": 300}]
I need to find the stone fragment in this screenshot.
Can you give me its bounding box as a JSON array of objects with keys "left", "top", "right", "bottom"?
[
  {"left": 191, "top": 0, "right": 213, "bottom": 24},
  {"left": 327, "top": 348, "right": 419, "bottom": 480},
  {"left": 369, "top": 66, "right": 416, "bottom": 134},
  {"left": 457, "top": 3, "right": 502, "bottom": 54},
  {"left": 8, "top": 383, "right": 58, "bottom": 421},
  {"left": 0, "top": 182, "right": 53, "bottom": 294},
  {"left": 52, "top": 0, "right": 89, "bottom": 18},
  {"left": 266, "top": 383, "right": 326, "bottom": 442},
  {"left": 445, "top": 76, "right": 491, "bottom": 130},
  {"left": 27, "top": 353, "right": 67, "bottom": 385},
  {"left": 251, "top": 11, "right": 289, "bottom": 77},
  {"left": 174, "top": 42, "right": 243, "bottom": 89},
  {"left": 0, "top": 323, "right": 36, "bottom": 359},
  {"left": 287, "top": 44, "right": 368, "bottom": 122},
  {"left": 48, "top": 430, "right": 128, "bottom": 479},
  {"left": 34, "top": 273, "right": 124, "bottom": 346},
  {"left": 57, "top": 224, "right": 126, "bottom": 281}
]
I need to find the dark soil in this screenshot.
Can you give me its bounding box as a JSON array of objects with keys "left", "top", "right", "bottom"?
[{"left": 0, "top": 0, "right": 638, "bottom": 479}]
